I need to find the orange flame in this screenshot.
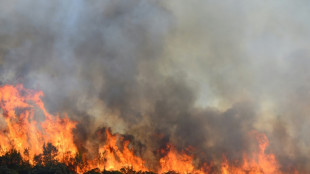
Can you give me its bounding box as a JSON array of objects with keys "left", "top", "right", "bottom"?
[
  {"left": 75, "top": 128, "right": 149, "bottom": 173},
  {"left": 221, "top": 131, "right": 280, "bottom": 174},
  {"left": 96, "top": 129, "right": 148, "bottom": 171},
  {"left": 159, "top": 144, "right": 204, "bottom": 174},
  {"left": 0, "top": 84, "right": 297, "bottom": 173},
  {"left": 0, "top": 84, "right": 77, "bottom": 165}
]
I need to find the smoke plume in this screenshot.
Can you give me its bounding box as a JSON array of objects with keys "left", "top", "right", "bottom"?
[{"left": 1, "top": 0, "right": 310, "bottom": 172}]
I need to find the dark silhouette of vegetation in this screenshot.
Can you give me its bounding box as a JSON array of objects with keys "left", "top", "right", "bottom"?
[
  {"left": 0, "top": 144, "right": 178, "bottom": 174},
  {"left": 0, "top": 143, "right": 74, "bottom": 174},
  {"left": 119, "top": 167, "right": 156, "bottom": 174},
  {"left": 162, "top": 172, "right": 178, "bottom": 174},
  {"left": 102, "top": 169, "right": 122, "bottom": 174},
  {"left": 0, "top": 149, "right": 31, "bottom": 174},
  {"left": 34, "top": 143, "right": 58, "bottom": 166}
]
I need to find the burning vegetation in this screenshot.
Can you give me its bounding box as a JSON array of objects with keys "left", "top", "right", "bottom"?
[
  {"left": 0, "top": 84, "right": 297, "bottom": 173},
  {"left": 0, "top": 1, "right": 309, "bottom": 173}
]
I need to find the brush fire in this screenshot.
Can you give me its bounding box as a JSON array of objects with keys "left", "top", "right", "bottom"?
[
  {"left": 0, "top": 1, "right": 309, "bottom": 174},
  {"left": 0, "top": 84, "right": 296, "bottom": 173}
]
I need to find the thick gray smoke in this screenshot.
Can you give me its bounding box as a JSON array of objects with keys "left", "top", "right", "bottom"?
[{"left": 1, "top": 0, "right": 310, "bottom": 172}]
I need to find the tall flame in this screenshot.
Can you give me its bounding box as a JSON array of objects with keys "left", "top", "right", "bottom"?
[
  {"left": 0, "top": 84, "right": 77, "bottom": 165},
  {"left": 0, "top": 84, "right": 295, "bottom": 173},
  {"left": 221, "top": 131, "right": 280, "bottom": 174},
  {"left": 159, "top": 144, "right": 204, "bottom": 174}
]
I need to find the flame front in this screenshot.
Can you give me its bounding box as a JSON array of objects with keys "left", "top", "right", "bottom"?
[
  {"left": 220, "top": 132, "right": 280, "bottom": 174},
  {"left": 0, "top": 84, "right": 295, "bottom": 173},
  {"left": 0, "top": 84, "right": 77, "bottom": 165},
  {"left": 96, "top": 129, "right": 148, "bottom": 171}
]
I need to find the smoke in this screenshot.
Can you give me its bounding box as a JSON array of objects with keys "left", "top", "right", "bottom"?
[{"left": 1, "top": 0, "right": 310, "bottom": 172}]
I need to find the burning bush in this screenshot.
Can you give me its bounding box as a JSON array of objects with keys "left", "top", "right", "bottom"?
[{"left": 0, "top": 84, "right": 291, "bottom": 173}]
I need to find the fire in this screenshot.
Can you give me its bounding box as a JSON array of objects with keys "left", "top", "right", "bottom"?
[
  {"left": 96, "top": 129, "right": 148, "bottom": 171},
  {"left": 220, "top": 132, "right": 280, "bottom": 174},
  {"left": 0, "top": 84, "right": 77, "bottom": 165},
  {"left": 159, "top": 144, "right": 204, "bottom": 174},
  {"left": 158, "top": 132, "right": 281, "bottom": 174},
  {"left": 75, "top": 128, "right": 149, "bottom": 173},
  {"left": 0, "top": 84, "right": 296, "bottom": 173}
]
